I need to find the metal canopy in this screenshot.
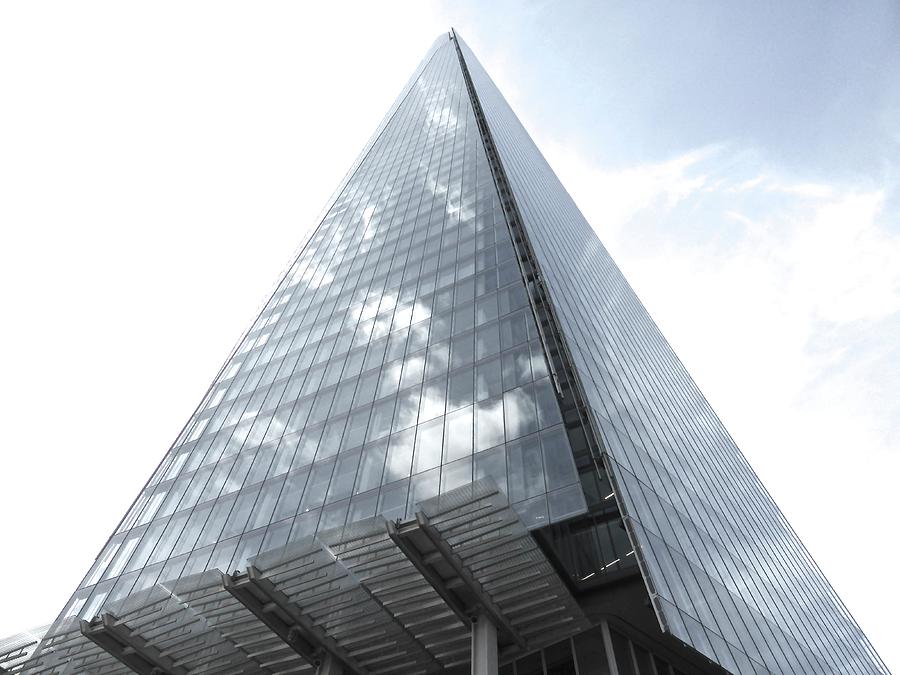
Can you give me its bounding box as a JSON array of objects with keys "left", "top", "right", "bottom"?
[
  {"left": 222, "top": 564, "right": 360, "bottom": 674},
  {"left": 248, "top": 528, "right": 455, "bottom": 674},
  {"left": 80, "top": 613, "right": 187, "bottom": 675},
  {"left": 18, "top": 616, "right": 125, "bottom": 675},
  {"left": 24, "top": 573, "right": 313, "bottom": 675},
  {"left": 22, "top": 481, "right": 589, "bottom": 675},
  {"left": 389, "top": 482, "right": 590, "bottom": 654},
  {"left": 0, "top": 628, "right": 48, "bottom": 675},
  {"left": 317, "top": 519, "right": 471, "bottom": 670}
]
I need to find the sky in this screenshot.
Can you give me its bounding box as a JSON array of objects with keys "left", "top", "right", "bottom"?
[{"left": 1, "top": 1, "right": 897, "bottom": 670}]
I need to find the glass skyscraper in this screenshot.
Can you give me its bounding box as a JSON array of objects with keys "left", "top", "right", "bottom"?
[{"left": 20, "top": 30, "right": 889, "bottom": 675}]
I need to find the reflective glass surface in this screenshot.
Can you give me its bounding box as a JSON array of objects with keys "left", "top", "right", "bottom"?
[
  {"left": 457, "top": 33, "right": 888, "bottom": 675},
  {"left": 52, "top": 34, "right": 585, "bottom": 630},
  {"left": 44, "top": 30, "right": 887, "bottom": 675}
]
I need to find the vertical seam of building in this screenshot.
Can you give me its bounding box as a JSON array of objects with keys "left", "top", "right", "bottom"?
[
  {"left": 445, "top": 40, "right": 560, "bottom": 395},
  {"left": 448, "top": 27, "right": 667, "bottom": 631},
  {"left": 447, "top": 28, "right": 603, "bottom": 473}
]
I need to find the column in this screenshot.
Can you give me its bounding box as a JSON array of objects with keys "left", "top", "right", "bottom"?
[
  {"left": 600, "top": 620, "right": 621, "bottom": 675},
  {"left": 471, "top": 614, "right": 498, "bottom": 675},
  {"left": 316, "top": 652, "right": 343, "bottom": 675}
]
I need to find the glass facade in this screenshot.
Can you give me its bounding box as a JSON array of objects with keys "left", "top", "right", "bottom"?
[
  {"left": 52, "top": 34, "right": 585, "bottom": 635},
  {"left": 457, "top": 31, "right": 889, "bottom": 675},
  {"left": 496, "top": 625, "right": 694, "bottom": 675},
  {"left": 37, "top": 30, "right": 888, "bottom": 675}
]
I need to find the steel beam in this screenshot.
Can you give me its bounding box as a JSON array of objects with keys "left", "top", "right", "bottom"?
[
  {"left": 222, "top": 568, "right": 365, "bottom": 675},
  {"left": 389, "top": 512, "right": 527, "bottom": 652},
  {"left": 79, "top": 613, "right": 187, "bottom": 675}
]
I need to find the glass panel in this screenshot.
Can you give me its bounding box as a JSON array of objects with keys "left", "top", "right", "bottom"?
[
  {"left": 355, "top": 439, "right": 388, "bottom": 494},
  {"left": 413, "top": 417, "right": 443, "bottom": 474},
  {"left": 475, "top": 397, "right": 504, "bottom": 451},
  {"left": 49, "top": 37, "right": 601, "bottom": 649},
  {"left": 326, "top": 450, "right": 361, "bottom": 503},
  {"left": 507, "top": 434, "right": 545, "bottom": 504},
  {"left": 475, "top": 356, "right": 502, "bottom": 401},
  {"left": 515, "top": 652, "right": 543, "bottom": 675},
  {"left": 444, "top": 405, "right": 473, "bottom": 462},
  {"left": 544, "top": 638, "right": 577, "bottom": 675},
  {"left": 441, "top": 457, "right": 472, "bottom": 493},
  {"left": 503, "top": 383, "right": 539, "bottom": 441},
  {"left": 383, "top": 428, "right": 415, "bottom": 483}
]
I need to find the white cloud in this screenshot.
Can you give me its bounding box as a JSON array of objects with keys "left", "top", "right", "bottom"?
[
  {"left": 538, "top": 140, "right": 717, "bottom": 240},
  {"left": 773, "top": 190, "right": 900, "bottom": 324},
  {"left": 768, "top": 181, "right": 835, "bottom": 199}
]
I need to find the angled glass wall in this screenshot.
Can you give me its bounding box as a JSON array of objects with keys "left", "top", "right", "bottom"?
[
  {"left": 455, "top": 31, "right": 889, "bottom": 675},
  {"left": 34, "top": 29, "right": 888, "bottom": 675},
  {"left": 51, "top": 34, "right": 589, "bottom": 635}
]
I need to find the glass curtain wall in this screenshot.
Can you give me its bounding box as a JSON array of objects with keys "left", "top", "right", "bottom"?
[
  {"left": 51, "top": 33, "right": 586, "bottom": 634},
  {"left": 455, "top": 31, "right": 888, "bottom": 675}
]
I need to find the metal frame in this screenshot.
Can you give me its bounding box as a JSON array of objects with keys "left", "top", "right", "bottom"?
[
  {"left": 25, "top": 482, "right": 589, "bottom": 675},
  {"left": 388, "top": 513, "right": 526, "bottom": 651},
  {"left": 222, "top": 567, "right": 363, "bottom": 675},
  {"left": 79, "top": 613, "right": 187, "bottom": 675}
]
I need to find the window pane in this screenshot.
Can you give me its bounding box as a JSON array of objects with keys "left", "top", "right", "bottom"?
[
  {"left": 447, "top": 366, "right": 474, "bottom": 411},
  {"left": 366, "top": 398, "right": 395, "bottom": 442},
  {"left": 376, "top": 360, "right": 403, "bottom": 399},
  {"left": 534, "top": 376, "right": 563, "bottom": 428},
  {"left": 475, "top": 293, "right": 499, "bottom": 326},
  {"left": 424, "top": 341, "right": 450, "bottom": 380},
  {"left": 299, "top": 459, "right": 335, "bottom": 513},
  {"left": 413, "top": 417, "right": 443, "bottom": 474},
  {"left": 503, "top": 383, "right": 539, "bottom": 441},
  {"left": 502, "top": 344, "right": 532, "bottom": 390},
  {"left": 450, "top": 331, "right": 475, "bottom": 369},
  {"left": 474, "top": 445, "right": 507, "bottom": 495},
  {"left": 393, "top": 385, "right": 421, "bottom": 432},
  {"left": 378, "top": 480, "right": 409, "bottom": 520},
  {"left": 475, "top": 321, "right": 501, "bottom": 359},
  {"left": 407, "top": 468, "right": 440, "bottom": 515},
  {"left": 419, "top": 376, "right": 447, "bottom": 422},
  {"left": 344, "top": 406, "right": 373, "bottom": 449},
  {"left": 475, "top": 357, "right": 502, "bottom": 402},
  {"left": 444, "top": 405, "right": 474, "bottom": 462},
  {"left": 500, "top": 311, "right": 528, "bottom": 349},
  {"left": 507, "top": 433, "right": 545, "bottom": 503},
  {"left": 355, "top": 439, "right": 388, "bottom": 495},
  {"left": 383, "top": 428, "right": 415, "bottom": 483},
  {"left": 441, "top": 457, "right": 472, "bottom": 493},
  {"left": 399, "top": 352, "right": 425, "bottom": 389},
  {"left": 475, "top": 397, "right": 505, "bottom": 451},
  {"left": 542, "top": 426, "right": 578, "bottom": 490},
  {"left": 326, "top": 450, "right": 361, "bottom": 504}
]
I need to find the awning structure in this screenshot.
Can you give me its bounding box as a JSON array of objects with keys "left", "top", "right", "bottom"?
[
  {"left": 0, "top": 626, "right": 48, "bottom": 675},
  {"left": 25, "top": 571, "right": 314, "bottom": 675},
  {"left": 20, "top": 481, "right": 590, "bottom": 675}
]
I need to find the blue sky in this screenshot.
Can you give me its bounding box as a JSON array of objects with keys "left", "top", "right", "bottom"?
[
  {"left": 481, "top": 1, "right": 900, "bottom": 178},
  {"left": 1, "top": 1, "right": 897, "bottom": 670}
]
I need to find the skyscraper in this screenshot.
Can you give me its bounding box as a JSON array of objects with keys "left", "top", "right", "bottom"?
[{"left": 19, "top": 29, "right": 889, "bottom": 675}]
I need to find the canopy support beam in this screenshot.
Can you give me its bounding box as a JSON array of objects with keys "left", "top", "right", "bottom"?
[
  {"left": 388, "top": 512, "right": 528, "bottom": 652},
  {"left": 79, "top": 613, "right": 187, "bottom": 675},
  {"left": 223, "top": 567, "right": 365, "bottom": 675}
]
